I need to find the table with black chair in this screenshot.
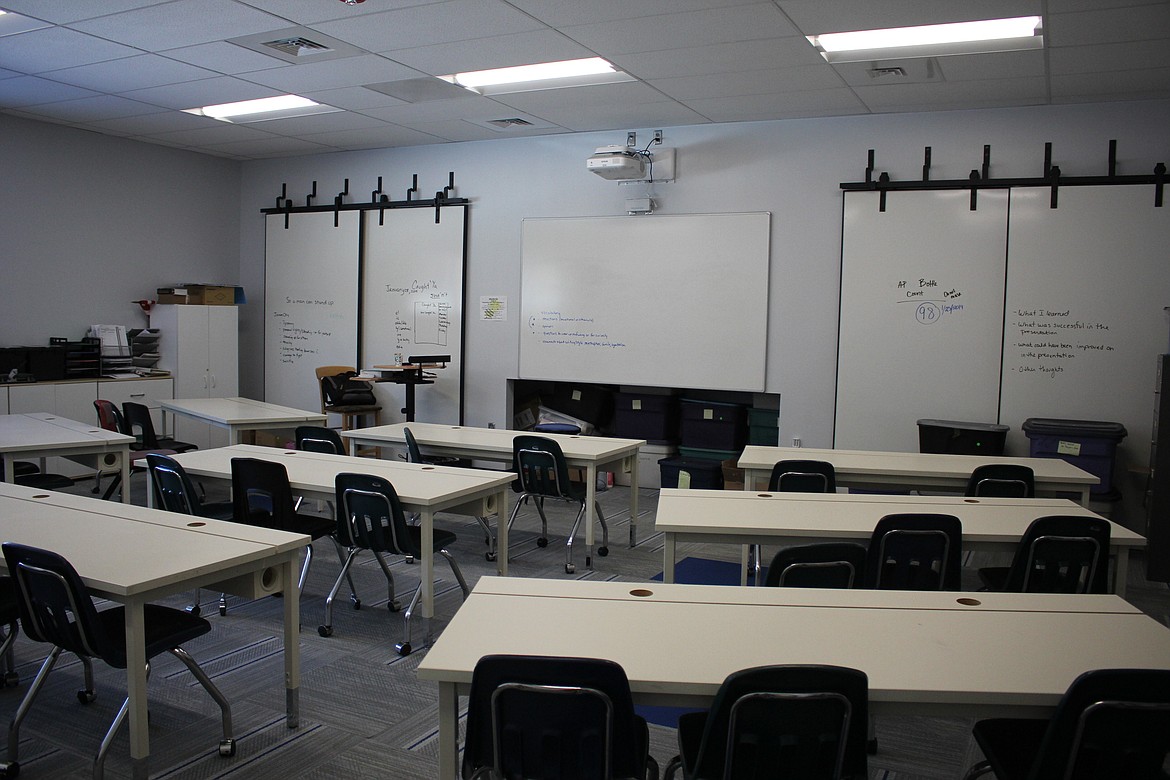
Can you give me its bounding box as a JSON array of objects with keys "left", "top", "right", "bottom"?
[
  {"left": 0, "top": 480, "right": 306, "bottom": 780},
  {"left": 161, "top": 396, "right": 327, "bottom": 446},
  {"left": 167, "top": 444, "right": 513, "bottom": 628},
  {"left": 418, "top": 577, "right": 1170, "bottom": 780},
  {"left": 739, "top": 445, "right": 1099, "bottom": 505},
  {"left": 654, "top": 489, "right": 1145, "bottom": 595},
  {"left": 0, "top": 412, "right": 133, "bottom": 503}
]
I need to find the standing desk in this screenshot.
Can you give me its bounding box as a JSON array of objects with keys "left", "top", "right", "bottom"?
[
  {"left": 0, "top": 481, "right": 306, "bottom": 779},
  {"left": 160, "top": 397, "right": 326, "bottom": 445},
  {"left": 655, "top": 489, "right": 1145, "bottom": 594},
  {"left": 418, "top": 577, "right": 1170, "bottom": 780},
  {"left": 341, "top": 422, "right": 647, "bottom": 557},
  {"left": 0, "top": 412, "right": 133, "bottom": 503},
  {"left": 739, "top": 445, "right": 1100, "bottom": 506},
  {"left": 168, "top": 444, "right": 513, "bottom": 624}
]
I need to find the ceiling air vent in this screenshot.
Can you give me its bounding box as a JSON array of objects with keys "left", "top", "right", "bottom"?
[
  {"left": 868, "top": 66, "right": 907, "bottom": 79},
  {"left": 263, "top": 37, "right": 332, "bottom": 57},
  {"left": 486, "top": 118, "right": 534, "bottom": 128}
]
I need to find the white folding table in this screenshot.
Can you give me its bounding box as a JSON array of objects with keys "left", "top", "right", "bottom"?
[
  {"left": 342, "top": 422, "right": 647, "bottom": 557},
  {"left": 0, "top": 481, "right": 306, "bottom": 779},
  {"left": 419, "top": 577, "right": 1170, "bottom": 780},
  {"left": 168, "top": 444, "right": 513, "bottom": 623},
  {"left": 739, "top": 445, "right": 1100, "bottom": 505},
  {"left": 655, "top": 489, "right": 1145, "bottom": 594},
  {"left": 160, "top": 397, "right": 327, "bottom": 445},
  {"left": 0, "top": 412, "right": 133, "bottom": 503}
]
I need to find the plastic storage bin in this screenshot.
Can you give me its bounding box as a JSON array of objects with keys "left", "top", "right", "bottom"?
[
  {"left": 547, "top": 383, "right": 614, "bottom": 427},
  {"left": 612, "top": 392, "right": 679, "bottom": 444},
  {"left": 659, "top": 456, "right": 724, "bottom": 489},
  {"left": 748, "top": 407, "right": 779, "bottom": 446},
  {"left": 679, "top": 400, "right": 747, "bottom": 451},
  {"left": 1022, "top": 418, "right": 1127, "bottom": 498},
  {"left": 917, "top": 419, "right": 1009, "bottom": 456}
]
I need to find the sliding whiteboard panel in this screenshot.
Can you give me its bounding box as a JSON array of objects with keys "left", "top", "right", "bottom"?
[
  {"left": 264, "top": 211, "right": 360, "bottom": 413},
  {"left": 361, "top": 207, "right": 466, "bottom": 424},
  {"left": 1001, "top": 186, "right": 1170, "bottom": 468},
  {"left": 519, "top": 213, "right": 770, "bottom": 391},
  {"left": 836, "top": 190, "right": 1009, "bottom": 452}
]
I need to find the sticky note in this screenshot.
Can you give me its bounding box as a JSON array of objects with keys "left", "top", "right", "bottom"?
[{"left": 1057, "top": 440, "right": 1082, "bottom": 456}]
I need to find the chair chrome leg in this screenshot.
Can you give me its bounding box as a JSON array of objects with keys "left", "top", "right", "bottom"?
[
  {"left": 396, "top": 585, "right": 423, "bottom": 656},
  {"left": 169, "top": 647, "right": 236, "bottom": 756},
  {"left": 96, "top": 661, "right": 152, "bottom": 780},
  {"left": 438, "top": 549, "right": 469, "bottom": 599},
  {"left": 297, "top": 543, "right": 314, "bottom": 593},
  {"left": 372, "top": 551, "right": 400, "bottom": 610},
  {"left": 319, "top": 548, "right": 360, "bottom": 637},
  {"left": 962, "top": 759, "right": 993, "bottom": 780},
  {"left": 564, "top": 503, "right": 588, "bottom": 574},
  {"left": 3, "top": 646, "right": 62, "bottom": 768},
  {"left": 332, "top": 538, "right": 358, "bottom": 606},
  {"left": 475, "top": 515, "right": 497, "bottom": 561}
]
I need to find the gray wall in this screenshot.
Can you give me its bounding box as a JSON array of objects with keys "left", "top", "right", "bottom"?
[
  {"left": 0, "top": 114, "right": 240, "bottom": 346},
  {"left": 238, "top": 99, "right": 1170, "bottom": 449}
]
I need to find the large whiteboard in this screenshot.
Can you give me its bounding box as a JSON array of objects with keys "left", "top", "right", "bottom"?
[
  {"left": 519, "top": 213, "right": 770, "bottom": 391},
  {"left": 361, "top": 207, "right": 466, "bottom": 424},
  {"left": 836, "top": 190, "right": 1010, "bottom": 452},
  {"left": 1000, "top": 186, "right": 1170, "bottom": 468},
  {"left": 264, "top": 211, "right": 360, "bottom": 413}
]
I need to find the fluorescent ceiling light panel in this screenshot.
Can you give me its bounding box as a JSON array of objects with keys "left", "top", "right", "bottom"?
[
  {"left": 809, "top": 16, "right": 1043, "bottom": 63},
  {"left": 183, "top": 95, "right": 341, "bottom": 123},
  {"left": 439, "top": 57, "right": 634, "bottom": 95}
]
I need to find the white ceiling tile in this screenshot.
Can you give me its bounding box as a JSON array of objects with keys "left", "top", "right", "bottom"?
[
  {"left": 685, "top": 88, "right": 867, "bottom": 121},
  {"left": 0, "top": 75, "right": 99, "bottom": 106},
  {"left": 383, "top": 30, "right": 595, "bottom": 75},
  {"left": 1048, "top": 4, "right": 1170, "bottom": 46},
  {"left": 233, "top": 0, "right": 450, "bottom": 26},
  {"left": 145, "top": 121, "right": 278, "bottom": 145},
  {"left": 121, "top": 76, "right": 282, "bottom": 109},
  {"left": 293, "top": 123, "right": 451, "bottom": 148},
  {"left": 1051, "top": 67, "right": 1170, "bottom": 98},
  {"left": 43, "top": 54, "right": 219, "bottom": 92},
  {"left": 161, "top": 41, "right": 292, "bottom": 75},
  {"left": 359, "top": 94, "right": 524, "bottom": 123},
  {"left": 649, "top": 64, "right": 846, "bottom": 100},
  {"left": 66, "top": 0, "right": 289, "bottom": 50},
  {"left": 312, "top": 0, "right": 545, "bottom": 52},
  {"left": 239, "top": 55, "right": 423, "bottom": 92},
  {"left": 11, "top": 93, "right": 166, "bottom": 122},
  {"left": 1049, "top": 39, "right": 1170, "bottom": 75},
  {"left": 298, "top": 86, "right": 410, "bottom": 111},
  {"left": 0, "top": 27, "right": 141, "bottom": 73},
  {"left": 776, "top": 0, "right": 1042, "bottom": 36},
  {"left": 489, "top": 81, "right": 669, "bottom": 112},
  {"left": 561, "top": 4, "right": 799, "bottom": 56},
  {"left": 398, "top": 117, "right": 566, "bottom": 142},
  {"left": 196, "top": 135, "right": 338, "bottom": 157},
  {"left": 88, "top": 109, "right": 226, "bottom": 135},
  {"left": 0, "top": 1, "right": 164, "bottom": 25},
  {"left": 853, "top": 77, "right": 1049, "bottom": 111},
  {"left": 931, "top": 49, "right": 1047, "bottom": 82},
  {"left": 612, "top": 37, "right": 825, "bottom": 81},
  {"left": 524, "top": 99, "right": 711, "bottom": 132},
  {"left": 243, "top": 108, "right": 390, "bottom": 135},
  {"left": 506, "top": 0, "right": 762, "bottom": 27}
]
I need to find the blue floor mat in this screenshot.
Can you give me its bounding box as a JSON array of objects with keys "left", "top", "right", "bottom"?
[{"left": 651, "top": 556, "right": 765, "bottom": 586}]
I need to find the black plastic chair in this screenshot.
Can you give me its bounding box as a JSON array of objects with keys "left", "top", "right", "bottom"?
[
  {"left": 404, "top": 426, "right": 495, "bottom": 561},
  {"left": 463, "top": 654, "right": 657, "bottom": 780},
  {"left": 145, "top": 452, "right": 234, "bottom": 615},
  {"left": 962, "top": 668, "right": 1170, "bottom": 780},
  {"left": 294, "top": 425, "right": 347, "bottom": 455},
  {"left": 122, "top": 400, "right": 196, "bottom": 453},
  {"left": 508, "top": 435, "right": 609, "bottom": 574},
  {"left": 978, "top": 514, "right": 1111, "bottom": 594},
  {"left": 0, "top": 578, "right": 20, "bottom": 690},
  {"left": 0, "top": 543, "right": 234, "bottom": 779},
  {"left": 752, "top": 460, "right": 839, "bottom": 580},
  {"left": 764, "top": 543, "right": 868, "bottom": 588},
  {"left": 327, "top": 472, "right": 468, "bottom": 655},
  {"left": 229, "top": 458, "right": 337, "bottom": 613},
  {"left": 864, "top": 513, "right": 962, "bottom": 591},
  {"left": 965, "top": 464, "right": 1035, "bottom": 498},
  {"left": 768, "top": 460, "right": 837, "bottom": 493},
  {"left": 1, "top": 457, "right": 73, "bottom": 492},
  {"left": 663, "top": 664, "right": 869, "bottom": 780},
  {"left": 93, "top": 399, "right": 178, "bottom": 501}
]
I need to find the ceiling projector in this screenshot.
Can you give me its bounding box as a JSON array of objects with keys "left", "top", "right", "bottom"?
[{"left": 587, "top": 145, "right": 647, "bottom": 180}]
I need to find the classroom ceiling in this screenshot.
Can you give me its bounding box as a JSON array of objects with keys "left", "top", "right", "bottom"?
[{"left": 0, "top": 0, "right": 1167, "bottom": 160}]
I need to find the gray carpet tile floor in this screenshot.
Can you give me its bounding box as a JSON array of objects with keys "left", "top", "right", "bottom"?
[{"left": 1, "top": 473, "right": 1166, "bottom": 779}]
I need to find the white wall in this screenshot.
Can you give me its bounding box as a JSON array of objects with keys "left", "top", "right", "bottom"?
[
  {"left": 0, "top": 114, "right": 240, "bottom": 347},
  {"left": 240, "top": 98, "right": 1170, "bottom": 449}
]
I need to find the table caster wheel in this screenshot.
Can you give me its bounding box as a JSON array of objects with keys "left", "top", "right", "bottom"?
[
  {"left": 598, "top": 546, "right": 609, "bottom": 557},
  {"left": 318, "top": 625, "right": 333, "bottom": 637},
  {"left": 351, "top": 596, "right": 361, "bottom": 610},
  {"left": 396, "top": 642, "right": 412, "bottom": 656},
  {"left": 78, "top": 689, "right": 96, "bottom": 705},
  {"left": 388, "top": 600, "right": 402, "bottom": 613},
  {"left": 0, "top": 759, "right": 21, "bottom": 777},
  {"left": 186, "top": 604, "right": 201, "bottom": 617},
  {"left": 2, "top": 672, "right": 17, "bottom": 688},
  {"left": 565, "top": 563, "right": 575, "bottom": 574},
  {"left": 485, "top": 552, "right": 496, "bottom": 562},
  {"left": 219, "top": 739, "right": 237, "bottom": 757},
  {"left": 219, "top": 605, "right": 227, "bottom": 616}
]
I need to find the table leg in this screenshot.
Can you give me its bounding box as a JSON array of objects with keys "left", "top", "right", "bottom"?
[
  {"left": 740, "top": 546, "right": 751, "bottom": 587},
  {"left": 118, "top": 448, "right": 132, "bottom": 504},
  {"left": 436, "top": 681, "right": 459, "bottom": 780},
  {"left": 421, "top": 509, "right": 435, "bottom": 619},
  {"left": 663, "top": 533, "right": 677, "bottom": 583},
  {"left": 125, "top": 599, "right": 149, "bottom": 779},
  {"left": 1, "top": 459, "right": 12, "bottom": 483},
  {"left": 282, "top": 556, "right": 300, "bottom": 728},
  {"left": 584, "top": 466, "right": 598, "bottom": 567},
  {"left": 1114, "top": 547, "right": 1130, "bottom": 597},
  {"left": 628, "top": 454, "right": 640, "bottom": 547},
  {"left": 496, "top": 489, "right": 509, "bottom": 577}
]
